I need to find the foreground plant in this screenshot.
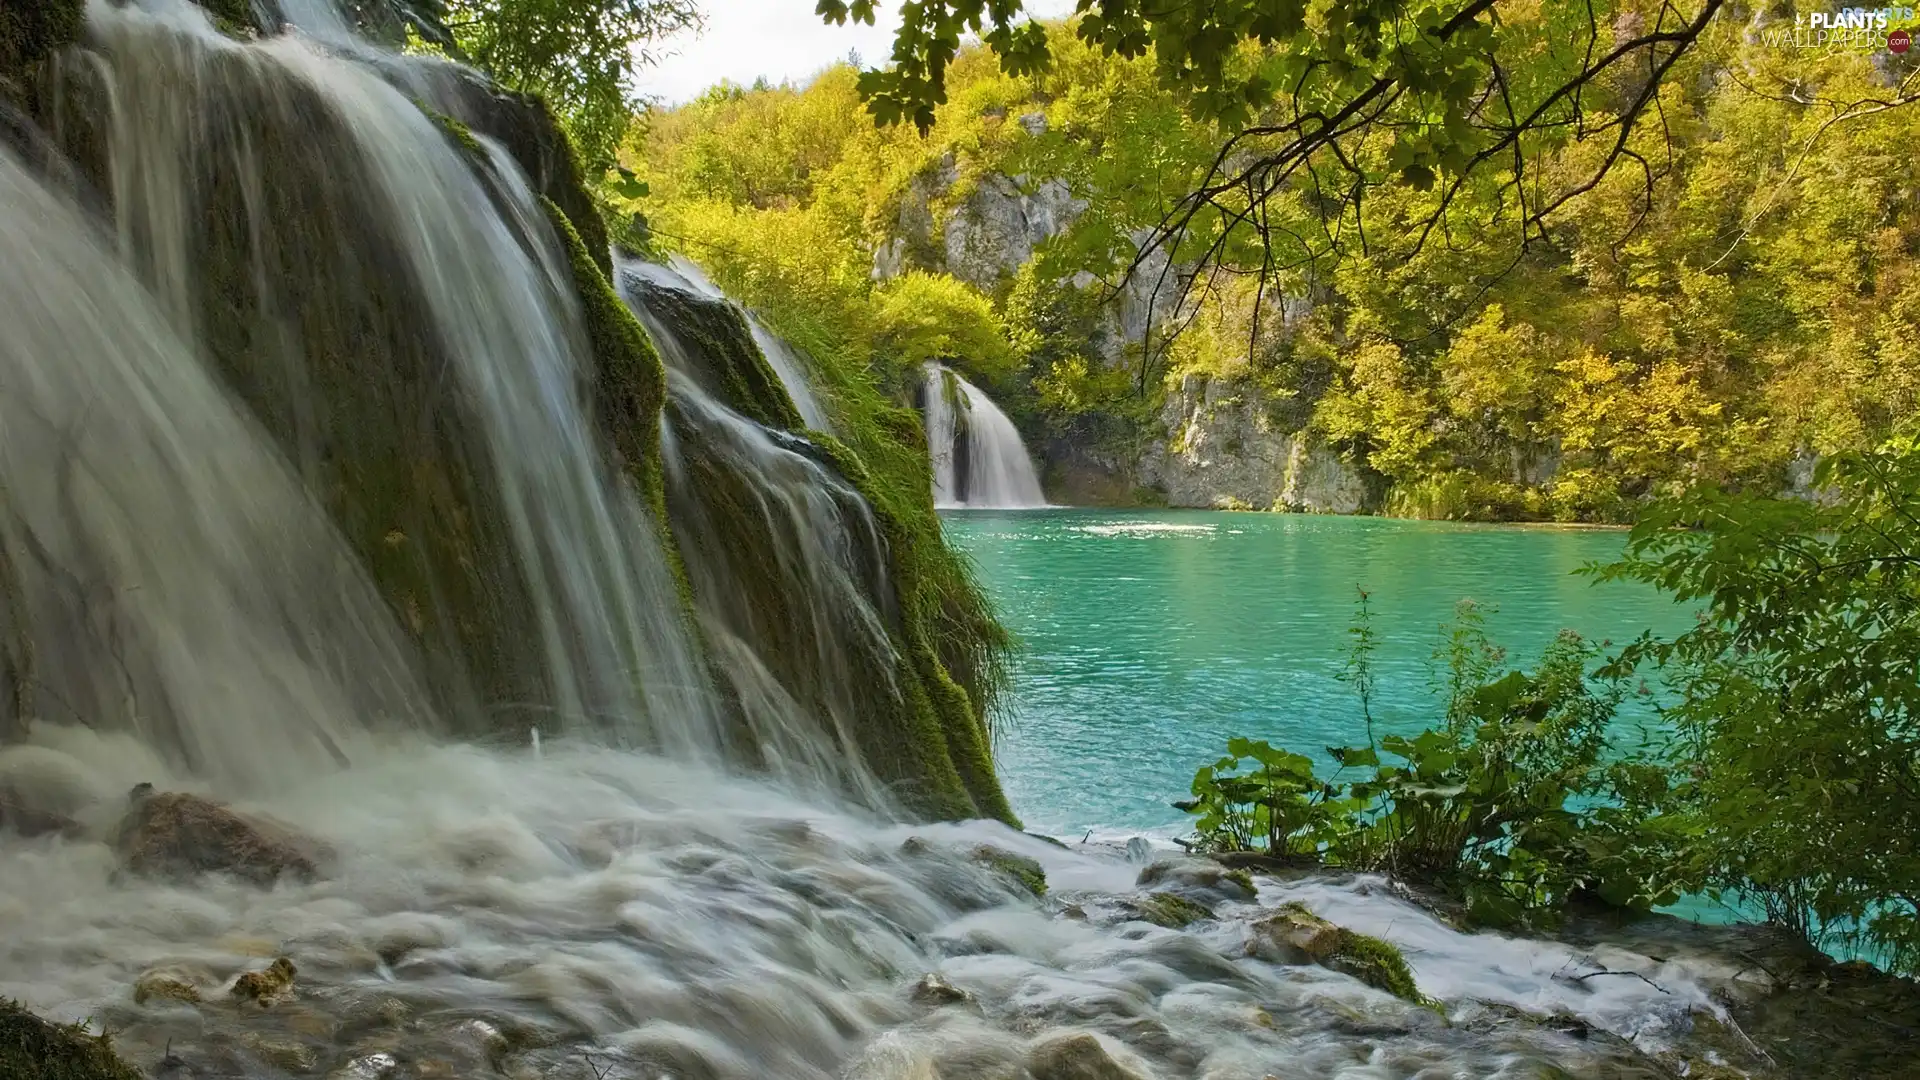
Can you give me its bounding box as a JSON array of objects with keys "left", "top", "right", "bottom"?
[
  {"left": 1179, "top": 595, "right": 1686, "bottom": 928},
  {"left": 1592, "top": 440, "right": 1920, "bottom": 973}
]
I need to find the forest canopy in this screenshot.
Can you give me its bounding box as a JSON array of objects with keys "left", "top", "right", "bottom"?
[{"left": 631, "top": 8, "right": 1920, "bottom": 521}]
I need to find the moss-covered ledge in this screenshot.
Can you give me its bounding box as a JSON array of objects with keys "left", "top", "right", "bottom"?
[
  {"left": 811, "top": 429, "right": 1016, "bottom": 824},
  {"left": 622, "top": 276, "right": 804, "bottom": 433},
  {"left": 0, "top": 1001, "right": 143, "bottom": 1080}
]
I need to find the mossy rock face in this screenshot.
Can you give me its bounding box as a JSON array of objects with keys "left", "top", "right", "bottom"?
[
  {"left": 1125, "top": 892, "right": 1216, "bottom": 929},
  {"left": 623, "top": 276, "right": 804, "bottom": 432},
  {"left": 971, "top": 845, "right": 1047, "bottom": 898},
  {"left": 539, "top": 201, "right": 671, "bottom": 523},
  {"left": 1248, "top": 903, "right": 1430, "bottom": 1005},
  {"left": 618, "top": 277, "right": 1012, "bottom": 822},
  {"left": 0, "top": 0, "right": 83, "bottom": 79},
  {"left": 1326, "top": 929, "right": 1427, "bottom": 1005},
  {"left": 0, "top": 1000, "right": 143, "bottom": 1080},
  {"left": 428, "top": 70, "right": 610, "bottom": 279}
]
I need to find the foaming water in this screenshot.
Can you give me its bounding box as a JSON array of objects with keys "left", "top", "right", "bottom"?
[
  {"left": 922, "top": 363, "right": 1046, "bottom": 509},
  {"left": 0, "top": 737, "right": 1718, "bottom": 1079}
]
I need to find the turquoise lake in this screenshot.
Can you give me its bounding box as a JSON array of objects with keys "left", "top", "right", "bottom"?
[{"left": 941, "top": 509, "right": 1698, "bottom": 839}]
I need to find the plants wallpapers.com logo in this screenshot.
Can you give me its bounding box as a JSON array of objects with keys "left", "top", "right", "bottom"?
[{"left": 1760, "top": 6, "right": 1917, "bottom": 50}]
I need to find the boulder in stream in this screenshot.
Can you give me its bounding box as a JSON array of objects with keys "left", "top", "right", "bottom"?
[
  {"left": 112, "top": 785, "right": 330, "bottom": 886},
  {"left": 1026, "top": 1032, "right": 1149, "bottom": 1080},
  {"left": 230, "top": 957, "right": 298, "bottom": 1007}
]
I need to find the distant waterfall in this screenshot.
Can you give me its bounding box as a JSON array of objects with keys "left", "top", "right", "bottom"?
[{"left": 922, "top": 363, "right": 1047, "bottom": 509}]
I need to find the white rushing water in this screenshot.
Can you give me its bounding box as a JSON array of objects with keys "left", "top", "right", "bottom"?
[
  {"left": 79, "top": 0, "right": 717, "bottom": 755},
  {"left": 0, "top": 3, "right": 1759, "bottom": 1079},
  {"left": 922, "top": 363, "right": 1047, "bottom": 510},
  {"left": 0, "top": 144, "right": 422, "bottom": 792},
  {"left": 621, "top": 255, "right": 833, "bottom": 432}
]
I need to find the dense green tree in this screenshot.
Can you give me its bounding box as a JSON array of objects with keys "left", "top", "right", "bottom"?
[{"left": 1593, "top": 442, "right": 1920, "bottom": 972}]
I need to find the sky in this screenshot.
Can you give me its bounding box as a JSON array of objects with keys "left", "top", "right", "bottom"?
[{"left": 635, "top": 0, "right": 1076, "bottom": 106}]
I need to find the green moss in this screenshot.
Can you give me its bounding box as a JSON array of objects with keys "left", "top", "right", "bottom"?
[
  {"left": 423, "top": 105, "right": 486, "bottom": 161},
  {"left": 812, "top": 431, "right": 1016, "bottom": 824},
  {"left": 971, "top": 845, "right": 1047, "bottom": 898},
  {"left": 0, "top": 0, "right": 82, "bottom": 79},
  {"left": 627, "top": 281, "right": 803, "bottom": 432},
  {"left": 1328, "top": 929, "right": 1430, "bottom": 1006},
  {"left": 461, "top": 88, "right": 610, "bottom": 279},
  {"left": 193, "top": 0, "right": 259, "bottom": 36},
  {"left": 0, "top": 1000, "right": 144, "bottom": 1080},
  {"left": 1130, "top": 892, "right": 1216, "bottom": 928},
  {"left": 539, "top": 197, "right": 692, "bottom": 613}
]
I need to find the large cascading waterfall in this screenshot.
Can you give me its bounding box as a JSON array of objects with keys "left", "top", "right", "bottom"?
[
  {"left": 922, "top": 362, "right": 1047, "bottom": 509},
  {"left": 0, "top": 144, "right": 426, "bottom": 790},
  {"left": 42, "top": 0, "right": 718, "bottom": 758},
  {"left": 0, "top": 4, "right": 1761, "bottom": 1078}
]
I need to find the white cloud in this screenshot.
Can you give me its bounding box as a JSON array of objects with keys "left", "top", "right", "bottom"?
[{"left": 635, "top": 0, "right": 1074, "bottom": 106}]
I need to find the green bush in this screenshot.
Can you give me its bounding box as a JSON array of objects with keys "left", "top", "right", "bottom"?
[
  {"left": 1592, "top": 440, "right": 1920, "bottom": 973},
  {"left": 1179, "top": 595, "right": 1685, "bottom": 928}
]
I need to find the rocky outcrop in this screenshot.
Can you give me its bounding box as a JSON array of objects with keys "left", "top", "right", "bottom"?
[
  {"left": 943, "top": 175, "right": 1085, "bottom": 292},
  {"left": 876, "top": 157, "right": 1085, "bottom": 292},
  {"left": 1137, "top": 374, "right": 1373, "bottom": 512},
  {"left": 112, "top": 786, "right": 331, "bottom": 886},
  {"left": 230, "top": 957, "right": 298, "bottom": 1007}
]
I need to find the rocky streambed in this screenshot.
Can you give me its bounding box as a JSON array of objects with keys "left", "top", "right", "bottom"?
[{"left": 1, "top": 739, "right": 1915, "bottom": 1080}]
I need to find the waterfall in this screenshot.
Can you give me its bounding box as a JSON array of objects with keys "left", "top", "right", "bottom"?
[
  {"left": 45, "top": 0, "right": 721, "bottom": 762},
  {"left": 617, "top": 263, "right": 911, "bottom": 805},
  {"left": 922, "top": 362, "right": 1048, "bottom": 509},
  {"left": 0, "top": 144, "right": 425, "bottom": 789},
  {"left": 0, "top": 5, "right": 1758, "bottom": 1077},
  {"left": 624, "top": 255, "right": 833, "bottom": 431}
]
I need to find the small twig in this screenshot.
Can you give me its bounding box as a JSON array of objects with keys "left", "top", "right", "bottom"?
[{"left": 1569, "top": 968, "right": 1672, "bottom": 994}]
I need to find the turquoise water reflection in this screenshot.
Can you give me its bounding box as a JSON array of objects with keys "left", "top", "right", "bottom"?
[{"left": 941, "top": 509, "right": 1696, "bottom": 837}]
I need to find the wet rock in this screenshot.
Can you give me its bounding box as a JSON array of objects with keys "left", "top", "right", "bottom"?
[
  {"left": 133, "top": 965, "right": 210, "bottom": 1006},
  {"left": 1324, "top": 933, "right": 1426, "bottom": 1006},
  {"left": 910, "top": 972, "right": 973, "bottom": 1007},
  {"left": 1247, "top": 904, "right": 1429, "bottom": 1005},
  {"left": 970, "top": 845, "right": 1047, "bottom": 898},
  {"left": 113, "top": 786, "right": 330, "bottom": 886},
  {"left": 1122, "top": 892, "right": 1215, "bottom": 929},
  {"left": 1248, "top": 903, "right": 1344, "bottom": 964},
  {"left": 239, "top": 1032, "right": 319, "bottom": 1073},
  {"left": 231, "top": 957, "right": 298, "bottom": 1007},
  {"left": 330, "top": 1052, "right": 398, "bottom": 1080},
  {"left": 1026, "top": 1032, "right": 1148, "bottom": 1080},
  {"left": 1136, "top": 859, "right": 1256, "bottom": 903}
]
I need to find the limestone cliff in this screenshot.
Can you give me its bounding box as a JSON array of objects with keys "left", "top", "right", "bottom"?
[{"left": 880, "top": 160, "right": 1366, "bottom": 513}]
